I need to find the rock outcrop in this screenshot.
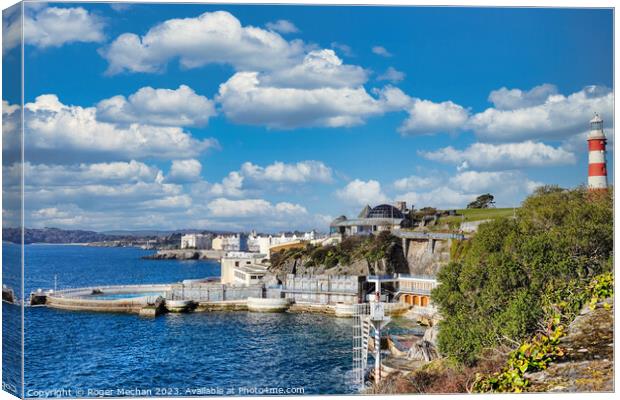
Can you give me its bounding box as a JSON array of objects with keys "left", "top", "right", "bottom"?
[
  {"left": 404, "top": 239, "right": 451, "bottom": 276},
  {"left": 268, "top": 239, "right": 410, "bottom": 279},
  {"left": 526, "top": 299, "right": 613, "bottom": 392},
  {"left": 142, "top": 249, "right": 225, "bottom": 260}
]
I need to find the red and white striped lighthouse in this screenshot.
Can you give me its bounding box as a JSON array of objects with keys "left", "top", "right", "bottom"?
[{"left": 587, "top": 113, "right": 608, "bottom": 191}]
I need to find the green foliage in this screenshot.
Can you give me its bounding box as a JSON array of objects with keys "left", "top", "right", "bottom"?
[
  {"left": 473, "top": 271, "right": 613, "bottom": 393},
  {"left": 449, "top": 238, "right": 470, "bottom": 261},
  {"left": 467, "top": 193, "right": 495, "bottom": 209},
  {"left": 473, "top": 326, "right": 566, "bottom": 393},
  {"left": 269, "top": 232, "right": 400, "bottom": 270},
  {"left": 357, "top": 231, "right": 400, "bottom": 263},
  {"left": 586, "top": 271, "right": 614, "bottom": 310},
  {"left": 433, "top": 186, "right": 613, "bottom": 366}
]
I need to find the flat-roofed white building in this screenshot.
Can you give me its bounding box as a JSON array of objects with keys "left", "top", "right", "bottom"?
[
  {"left": 232, "top": 264, "right": 268, "bottom": 286},
  {"left": 180, "top": 233, "right": 212, "bottom": 249},
  {"left": 221, "top": 252, "right": 268, "bottom": 285}
]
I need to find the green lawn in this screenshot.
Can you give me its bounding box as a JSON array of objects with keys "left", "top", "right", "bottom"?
[{"left": 440, "top": 207, "right": 516, "bottom": 225}]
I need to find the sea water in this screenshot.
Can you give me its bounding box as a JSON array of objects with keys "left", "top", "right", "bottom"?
[{"left": 4, "top": 244, "right": 355, "bottom": 397}]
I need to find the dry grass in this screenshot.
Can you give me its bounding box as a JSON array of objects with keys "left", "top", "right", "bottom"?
[{"left": 374, "top": 352, "right": 508, "bottom": 395}]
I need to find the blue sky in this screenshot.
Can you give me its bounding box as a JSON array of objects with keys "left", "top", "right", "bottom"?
[{"left": 2, "top": 2, "right": 614, "bottom": 232}]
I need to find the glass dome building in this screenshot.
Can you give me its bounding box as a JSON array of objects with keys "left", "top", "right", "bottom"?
[
  {"left": 367, "top": 204, "right": 405, "bottom": 219},
  {"left": 330, "top": 202, "right": 409, "bottom": 236}
]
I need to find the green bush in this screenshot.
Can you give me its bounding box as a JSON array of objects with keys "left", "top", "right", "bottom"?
[
  {"left": 472, "top": 325, "right": 565, "bottom": 393},
  {"left": 473, "top": 271, "right": 613, "bottom": 393},
  {"left": 432, "top": 186, "right": 613, "bottom": 366}
]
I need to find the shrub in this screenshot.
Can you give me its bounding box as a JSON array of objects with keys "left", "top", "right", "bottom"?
[{"left": 433, "top": 186, "right": 613, "bottom": 365}]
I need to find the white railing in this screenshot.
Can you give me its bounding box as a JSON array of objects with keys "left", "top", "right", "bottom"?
[{"left": 352, "top": 303, "right": 371, "bottom": 391}]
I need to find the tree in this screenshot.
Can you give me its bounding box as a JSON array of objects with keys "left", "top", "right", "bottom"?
[
  {"left": 433, "top": 186, "right": 613, "bottom": 365},
  {"left": 467, "top": 193, "right": 495, "bottom": 209}
]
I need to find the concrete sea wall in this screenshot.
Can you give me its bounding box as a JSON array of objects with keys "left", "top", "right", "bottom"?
[
  {"left": 38, "top": 284, "right": 171, "bottom": 313},
  {"left": 247, "top": 297, "right": 291, "bottom": 312},
  {"left": 46, "top": 295, "right": 155, "bottom": 313}
]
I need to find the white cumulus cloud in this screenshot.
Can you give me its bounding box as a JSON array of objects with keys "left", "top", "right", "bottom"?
[
  {"left": 260, "top": 49, "right": 368, "bottom": 89},
  {"left": 399, "top": 98, "right": 470, "bottom": 135},
  {"left": 207, "top": 198, "right": 307, "bottom": 218},
  {"left": 421, "top": 141, "right": 576, "bottom": 170},
  {"left": 488, "top": 83, "right": 559, "bottom": 110},
  {"left": 23, "top": 94, "right": 218, "bottom": 163},
  {"left": 217, "top": 72, "right": 406, "bottom": 129},
  {"left": 448, "top": 170, "right": 541, "bottom": 194},
  {"left": 393, "top": 175, "right": 435, "bottom": 191},
  {"left": 203, "top": 160, "right": 334, "bottom": 198},
  {"left": 336, "top": 179, "right": 388, "bottom": 206},
  {"left": 469, "top": 85, "right": 613, "bottom": 142},
  {"left": 206, "top": 172, "right": 245, "bottom": 198},
  {"left": 98, "top": 10, "right": 420, "bottom": 132},
  {"left": 23, "top": 6, "right": 105, "bottom": 49},
  {"left": 101, "top": 10, "right": 304, "bottom": 74},
  {"left": 396, "top": 170, "right": 542, "bottom": 209},
  {"left": 17, "top": 161, "right": 162, "bottom": 187},
  {"left": 96, "top": 85, "right": 216, "bottom": 127},
  {"left": 265, "top": 19, "right": 299, "bottom": 34},
  {"left": 240, "top": 160, "right": 333, "bottom": 183},
  {"left": 399, "top": 187, "right": 477, "bottom": 210},
  {"left": 167, "top": 159, "right": 203, "bottom": 183}
]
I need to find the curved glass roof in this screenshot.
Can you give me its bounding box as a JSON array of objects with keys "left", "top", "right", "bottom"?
[{"left": 367, "top": 204, "right": 404, "bottom": 219}]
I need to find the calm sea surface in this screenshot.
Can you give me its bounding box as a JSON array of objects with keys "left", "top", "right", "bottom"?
[{"left": 6, "top": 244, "right": 356, "bottom": 397}]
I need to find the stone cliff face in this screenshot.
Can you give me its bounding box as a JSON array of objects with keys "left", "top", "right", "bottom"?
[
  {"left": 268, "top": 239, "right": 411, "bottom": 279},
  {"left": 404, "top": 239, "right": 451, "bottom": 276},
  {"left": 269, "top": 238, "right": 455, "bottom": 279},
  {"left": 271, "top": 257, "right": 370, "bottom": 278}
]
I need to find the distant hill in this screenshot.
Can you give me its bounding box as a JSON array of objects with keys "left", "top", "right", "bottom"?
[
  {"left": 2, "top": 227, "right": 237, "bottom": 244},
  {"left": 2, "top": 227, "right": 298, "bottom": 244},
  {"left": 100, "top": 229, "right": 224, "bottom": 237},
  {"left": 2, "top": 227, "right": 124, "bottom": 245}
]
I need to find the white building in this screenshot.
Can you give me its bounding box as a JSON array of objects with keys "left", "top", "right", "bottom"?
[
  {"left": 330, "top": 203, "right": 410, "bottom": 237},
  {"left": 232, "top": 265, "right": 269, "bottom": 286},
  {"left": 211, "top": 233, "right": 248, "bottom": 252},
  {"left": 247, "top": 231, "right": 320, "bottom": 256},
  {"left": 180, "top": 233, "right": 212, "bottom": 250},
  {"left": 221, "top": 252, "right": 268, "bottom": 285}
]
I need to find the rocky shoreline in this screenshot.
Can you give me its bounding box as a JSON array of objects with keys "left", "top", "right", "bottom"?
[{"left": 142, "top": 249, "right": 226, "bottom": 260}]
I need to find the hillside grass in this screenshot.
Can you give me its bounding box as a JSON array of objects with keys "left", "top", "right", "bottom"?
[{"left": 441, "top": 208, "right": 515, "bottom": 225}]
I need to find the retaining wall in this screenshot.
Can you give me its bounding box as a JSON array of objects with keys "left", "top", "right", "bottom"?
[
  {"left": 282, "top": 274, "right": 363, "bottom": 304},
  {"left": 168, "top": 283, "right": 262, "bottom": 302}
]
